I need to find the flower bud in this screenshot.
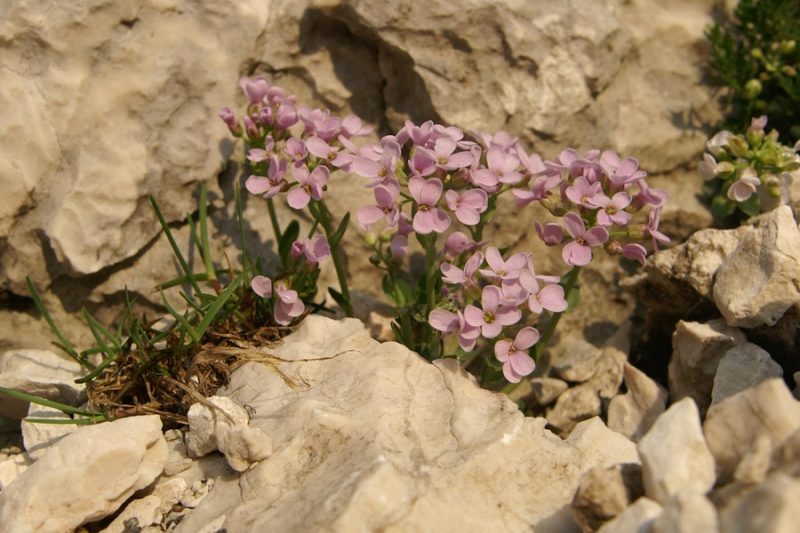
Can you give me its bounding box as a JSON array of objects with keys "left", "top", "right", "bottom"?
[
  {"left": 781, "top": 40, "right": 796, "bottom": 54},
  {"left": 744, "top": 79, "right": 763, "bottom": 99},
  {"left": 782, "top": 65, "right": 797, "bottom": 77},
  {"left": 728, "top": 136, "right": 750, "bottom": 158},
  {"left": 764, "top": 174, "right": 783, "bottom": 198},
  {"left": 541, "top": 197, "right": 566, "bottom": 216},
  {"left": 717, "top": 161, "right": 736, "bottom": 174},
  {"left": 364, "top": 232, "right": 378, "bottom": 246},
  {"left": 750, "top": 48, "right": 763, "bottom": 59},
  {"left": 627, "top": 224, "right": 646, "bottom": 241}
]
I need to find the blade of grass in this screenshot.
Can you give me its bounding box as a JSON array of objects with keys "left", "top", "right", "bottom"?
[
  {"left": 198, "top": 181, "right": 217, "bottom": 282},
  {"left": 0, "top": 386, "right": 106, "bottom": 417},
  {"left": 25, "top": 277, "right": 91, "bottom": 370},
  {"left": 235, "top": 183, "right": 251, "bottom": 271},
  {"left": 192, "top": 274, "right": 242, "bottom": 341},
  {"left": 24, "top": 417, "right": 106, "bottom": 425},
  {"left": 150, "top": 196, "right": 203, "bottom": 298},
  {"left": 159, "top": 290, "right": 200, "bottom": 344},
  {"left": 81, "top": 309, "right": 119, "bottom": 357}
]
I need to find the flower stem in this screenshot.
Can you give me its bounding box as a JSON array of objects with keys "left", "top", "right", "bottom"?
[
  {"left": 419, "top": 233, "right": 439, "bottom": 356},
  {"left": 534, "top": 265, "right": 581, "bottom": 360},
  {"left": 315, "top": 200, "right": 353, "bottom": 317},
  {"left": 266, "top": 198, "right": 282, "bottom": 245}
]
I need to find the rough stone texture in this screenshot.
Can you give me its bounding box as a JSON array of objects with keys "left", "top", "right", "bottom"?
[
  {"left": 0, "top": 348, "right": 85, "bottom": 419},
  {"left": 651, "top": 492, "right": 719, "bottom": 533},
  {"left": 710, "top": 343, "right": 783, "bottom": 406},
  {"left": 704, "top": 379, "right": 800, "bottom": 485},
  {"left": 552, "top": 339, "right": 604, "bottom": 383},
  {"left": 719, "top": 473, "right": 800, "bottom": 533},
  {"left": 669, "top": 320, "right": 746, "bottom": 414},
  {"left": 530, "top": 377, "right": 569, "bottom": 406},
  {"left": 0, "top": 415, "right": 167, "bottom": 533},
  {"left": 608, "top": 363, "right": 668, "bottom": 442},
  {"left": 102, "top": 477, "right": 188, "bottom": 533},
  {"left": 571, "top": 463, "right": 644, "bottom": 533},
  {"left": 638, "top": 398, "right": 716, "bottom": 504},
  {"left": 186, "top": 395, "right": 272, "bottom": 472},
  {"left": 713, "top": 206, "right": 800, "bottom": 328},
  {"left": 172, "top": 316, "right": 638, "bottom": 532},
  {"left": 20, "top": 404, "right": 77, "bottom": 460},
  {"left": 597, "top": 497, "right": 662, "bottom": 533},
  {"left": 0, "top": 452, "right": 33, "bottom": 491},
  {"left": 0, "top": 0, "right": 721, "bottom": 354}
]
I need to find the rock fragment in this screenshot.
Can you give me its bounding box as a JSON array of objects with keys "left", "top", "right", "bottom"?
[
  {"left": 597, "top": 497, "right": 662, "bottom": 533},
  {"left": 0, "top": 349, "right": 84, "bottom": 419},
  {"left": 608, "top": 363, "right": 668, "bottom": 441},
  {"left": 710, "top": 343, "right": 782, "bottom": 406},
  {"left": 571, "top": 463, "right": 644, "bottom": 532}
]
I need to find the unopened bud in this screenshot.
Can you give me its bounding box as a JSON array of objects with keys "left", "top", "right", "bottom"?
[
  {"left": 364, "top": 232, "right": 377, "bottom": 246},
  {"left": 750, "top": 48, "right": 764, "bottom": 59},
  {"left": 717, "top": 161, "right": 736, "bottom": 174},
  {"left": 627, "top": 224, "right": 646, "bottom": 241},
  {"left": 782, "top": 65, "right": 797, "bottom": 77},
  {"left": 744, "top": 79, "right": 763, "bottom": 99},
  {"left": 368, "top": 254, "right": 381, "bottom": 266},
  {"left": 728, "top": 136, "right": 750, "bottom": 157},
  {"left": 541, "top": 197, "right": 566, "bottom": 217}
]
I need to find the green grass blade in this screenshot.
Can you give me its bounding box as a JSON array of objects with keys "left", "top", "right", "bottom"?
[
  {"left": 25, "top": 277, "right": 90, "bottom": 370},
  {"left": 24, "top": 417, "right": 106, "bottom": 425},
  {"left": 159, "top": 290, "right": 200, "bottom": 344},
  {"left": 235, "top": 184, "right": 251, "bottom": 271},
  {"left": 192, "top": 275, "right": 242, "bottom": 341},
  {"left": 198, "top": 181, "right": 217, "bottom": 281},
  {"left": 156, "top": 272, "right": 214, "bottom": 291},
  {"left": 150, "top": 196, "right": 203, "bottom": 297},
  {"left": 81, "top": 309, "right": 118, "bottom": 357},
  {"left": 0, "top": 386, "right": 105, "bottom": 417}
]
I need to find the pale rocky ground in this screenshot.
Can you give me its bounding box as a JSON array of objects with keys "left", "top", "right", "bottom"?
[{"left": 4, "top": 0, "right": 800, "bottom": 532}]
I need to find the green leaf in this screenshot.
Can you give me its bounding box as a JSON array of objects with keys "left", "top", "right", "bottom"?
[
  {"left": 329, "top": 212, "right": 350, "bottom": 249},
  {"left": 390, "top": 321, "right": 406, "bottom": 345},
  {"left": 150, "top": 196, "right": 204, "bottom": 298},
  {"left": 26, "top": 277, "right": 89, "bottom": 370},
  {"left": 711, "top": 195, "right": 738, "bottom": 220},
  {"left": 0, "top": 386, "right": 107, "bottom": 418},
  {"left": 328, "top": 287, "right": 349, "bottom": 310},
  {"left": 566, "top": 284, "right": 580, "bottom": 311},
  {"left": 159, "top": 290, "right": 199, "bottom": 344},
  {"left": 738, "top": 194, "right": 761, "bottom": 217},
  {"left": 279, "top": 220, "right": 300, "bottom": 266},
  {"left": 192, "top": 275, "right": 242, "bottom": 341}
]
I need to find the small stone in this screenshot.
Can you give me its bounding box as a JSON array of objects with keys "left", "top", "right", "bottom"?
[
  {"left": 546, "top": 385, "right": 602, "bottom": 435},
  {"left": 0, "top": 415, "right": 167, "bottom": 532},
  {"left": 704, "top": 379, "right": 800, "bottom": 484},
  {"left": 162, "top": 429, "right": 193, "bottom": 476},
  {"left": 713, "top": 206, "right": 800, "bottom": 328},
  {"left": 651, "top": 491, "right": 719, "bottom": 533},
  {"left": 102, "top": 477, "right": 187, "bottom": 533},
  {"left": 553, "top": 339, "right": 604, "bottom": 383},
  {"left": 719, "top": 473, "right": 800, "bottom": 533},
  {"left": 0, "top": 349, "right": 85, "bottom": 419},
  {"left": 711, "top": 343, "right": 782, "bottom": 405},
  {"left": 597, "top": 497, "right": 662, "bottom": 533},
  {"left": 669, "top": 319, "right": 746, "bottom": 414},
  {"left": 187, "top": 396, "right": 271, "bottom": 472},
  {"left": 568, "top": 417, "right": 640, "bottom": 468},
  {"left": 638, "top": 398, "right": 716, "bottom": 503},
  {"left": 608, "top": 363, "right": 668, "bottom": 441},
  {"left": 530, "top": 377, "right": 568, "bottom": 406},
  {"left": 21, "top": 404, "right": 77, "bottom": 460},
  {"left": 571, "top": 463, "right": 644, "bottom": 532},
  {"left": 0, "top": 452, "right": 33, "bottom": 490},
  {"left": 733, "top": 434, "right": 772, "bottom": 485}
]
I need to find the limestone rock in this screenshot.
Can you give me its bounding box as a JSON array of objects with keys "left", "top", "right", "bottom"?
[
  {"left": 638, "top": 398, "right": 716, "bottom": 503},
  {"left": 102, "top": 477, "right": 188, "bottom": 533},
  {"left": 172, "top": 316, "right": 640, "bottom": 532},
  {"left": 0, "top": 349, "right": 85, "bottom": 419},
  {"left": 571, "top": 463, "right": 644, "bottom": 532},
  {"left": 0, "top": 452, "right": 33, "bottom": 491},
  {"left": 719, "top": 473, "right": 800, "bottom": 533},
  {"left": 186, "top": 395, "right": 272, "bottom": 472},
  {"left": 530, "top": 377, "right": 568, "bottom": 406},
  {"left": 733, "top": 434, "right": 772, "bottom": 485},
  {"left": 546, "top": 385, "right": 602, "bottom": 436},
  {"left": 713, "top": 207, "right": 800, "bottom": 328},
  {"left": 669, "top": 320, "right": 746, "bottom": 414},
  {"left": 608, "top": 363, "right": 668, "bottom": 441},
  {"left": 552, "top": 339, "right": 604, "bottom": 383},
  {"left": 651, "top": 492, "right": 719, "bottom": 533},
  {"left": 21, "top": 404, "right": 77, "bottom": 460},
  {"left": 597, "top": 497, "right": 662, "bottom": 533},
  {"left": 710, "top": 343, "right": 782, "bottom": 406},
  {"left": 0, "top": 415, "right": 167, "bottom": 533},
  {"left": 704, "top": 379, "right": 800, "bottom": 484}
]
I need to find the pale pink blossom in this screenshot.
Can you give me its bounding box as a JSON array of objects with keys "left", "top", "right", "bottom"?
[
  {"left": 287, "top": 164, "right": 329, "bottom": 209},
  {"left": 273, "top": 281, "right": 305, "bottom": 325},
  {"left": 463, "top": 285, "right": 522, "bottom": 339},
  {"left": 251, "top": 275, "right": 273, "bottom": 298},
  {"left": 409, "top": 177, "right": 450, "bottom": 234},
  {"left": 494, "top": 327, "right": 539, "bottom": 383},
  {"left": 444, "top": 189, "right": 488, "bottom": 226},
  {"left": 290, "top": 234, "right": 331, "bottom": 264},
  {"left": 562, "top": 213, "right": 609, "bottom": 266}
]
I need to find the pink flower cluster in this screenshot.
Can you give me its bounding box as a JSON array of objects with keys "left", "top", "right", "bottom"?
[
  {"left": 250, "top": 275, "right": 305, "bottom": 325},
  {"left": 429, "top": 247, "right": 567, "bottom": 383}
]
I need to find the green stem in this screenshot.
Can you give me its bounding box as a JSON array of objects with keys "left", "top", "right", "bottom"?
[
  {"left": 266, "top": 198, "right": 282, "bottom": 244},
  {"left": 534, "top": 266, "right": 581, "bottom": 360},
  {"left": 420, "top": 233, "right": 439, "bottom": 356},
  {"left": 315, "top": 200, "right": 353, "bottom": 316}
]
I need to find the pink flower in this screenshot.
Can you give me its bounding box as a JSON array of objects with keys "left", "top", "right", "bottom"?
[
  {"left": 428, "top": 309, "right": 481, "bottom": 351},
  {"left": 565, "top": 176, "right": 605, "bottom": 208},
  {"left": 441, "top": 251, "right": 484, "bottom": 286},
  {"left": 535, "top": 222, "right": 564, "bottom": 246},
  {"left": 251, "top": 275, "right": 273, "bottom": 298},
  {"left": 494, "top": 327, "right": 540, "bottom": 383},
  {"left": 621, "top": 243, "right": 647, "bottom": 265},
  {"left": 298, "top": 107, "right": 341, "bottom": 141},
  {"left": 464, "top": 286, "right": 522, "bottom": 339},
  {"left": 240, "top": 77, "right": 270, "bottom": 105},
  {"left": 357, "top": 182, "right": 401, "bottom": 229},
  {"left": 645, "top": 207, "right": 670, "bottom": 250},
  {"left": 600, "top": 151, "right": 646, "bottom": 186},
  {"left": 519, "top": 270, "right": 567, "bottom": 314},
  {"left": 285, "top": 138, "right": 308, "bottom": 162},
  {"left": 562, "top": 212, "right": 609, "bottom": 266},
  {"left": 306, "top": 136, "right": 353, "bottom": 169},
  {"left": 472, "top": 147, "right": 521, "bottom": 189},
  {"left": 443, "top": 232, "right": 482, "bottom": 259},
  {"left": 341, "top": 115, "right": 373, "bottom": 137},
  {"left": 480, "top": 247, "right": 527, "bottom": 282},
  {"left": 444, "top": 189, "right": 488, "bottom": 226},
  {"left": 245, "top": 155, "right": 287, "bottom": 199},
  {"left": 219, "top": 107, "right": 240, "bottom": 135},
  {"left": 420, "top": 137, "right": 474, "bottom": 171},
  {"left": 273, "top": 281, "right": 305, "bottom": 325},
  {"left": 595, "top": 192, "right": 631, "bottom": 226},
  {"left": 727, "top": 167, "right": 760, "bottom": 202},
  {"left": 287, "top": 164, "right": 329, "bottom": 209},
  {"left": 409, "top": 177, "right": 451, "bottom": 234},
  {"left": 291, "top": 234, "right": 331, "bottom": 264}
]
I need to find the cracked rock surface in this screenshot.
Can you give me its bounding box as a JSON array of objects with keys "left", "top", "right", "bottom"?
[{"left": 175, "top": 316, "right": 638, "bottom": 532}]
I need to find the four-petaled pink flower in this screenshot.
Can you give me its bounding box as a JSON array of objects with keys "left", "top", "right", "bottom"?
[
  {"left": 291, "top": 234, "right": 331, "bottom": 264},
  {"left": 273, "top": 281, "right": 305, "bottom": 325},
  {"left": 480, "top": 247, "right": 528, "bottom": 282},
  {"left": 441, "top": 251, "right": 484, "bottom": 287},
  {"left": 357, "top": 182, "right": 400, "bottom": 229},
  {"left": 409, "top": 177, "right": 451, "bottom": 234},
  {"left": 428, "top": 309, "right": 481, "bottom": 351},
  {"left": 246, "top": 155, "right": 287, "bottom": 199},
  {"left": 464, "top": 286, "right": 522, "bottom": 339},
  {"left": 595, "top": 192, "right": 631, "bottom": 226},
  {"left": 444, "top": 189, "right": 488, "bottom": 226},
  {"left": 494, "top": 327, "right": 540, "bottom": 383},
  {"left": 727, "top": 167, "right": 760, "bottom": 202},
  {"left": 519, "top": 270, "right": 568, "bottom": 314},
  {"left": 421, "top": 137, "right": 474, "bottom": 171},
  {"left": 562, "top": 212, "right": 609, "bottom": 266},
  {"left": 287, "top": 164, "right": 329, "bottom": 209},
  {"left": 565, "top": 176, "right": 605, "bottom": 208},
  {"left": 306, "top": 136, "right": 353, "bottom": 169},
  {"left": 645, "top": 206, "right": 670, "bottom": 250},
  {"left": 472, "top": 147, "right": 521, "bottom": 190}
]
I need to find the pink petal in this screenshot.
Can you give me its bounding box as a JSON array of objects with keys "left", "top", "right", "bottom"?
[
  {"left": 246, "top": 176, "right": 271, "bottom": 195},
  {"left": 352, "top": 158, "right": 383, "bottom": 179},
  {"left": 446, "top": 151, "right": 475, "bottom": 169},
  {"left": 356, "top": 206, "right": 385, "bottom": 227},
  {"left": 440, "top": 263, "right": 467, "bottom": 284},
  {"left": 482, "top": 285, "right": 502, "bottom": 312},
  {"left": 584, "top": 227, "right": 609, "bottom": 247},
  {"left": 429, "top": 309, "right": 459, "bottom": 333},
  {"left": 514, "top": 327, "right": 540, "bottom": 350},
  {"left": 463, "top": 305, "right": 485, "bottom": 327},
  {"left": 413, "top": 210, "right": 435, "bottom": 234},
  {"left": 562, "top": 241, "right": 592, "bottom": 266},
  {"left": 455, "top": 206, "right": 480, "bottom": 226},
  {"left": 563, "top": 212, "right": 586, "bottom": 238},
  {"left": 502, "top": 362, "right": 523, "bottom": 383},
  {"left": 539, "top": 284, "right": 567, "bottom": 312},
  {"left": 494, "top": 339, "right": 512, "bottom": 362},
  {"left": 430, "top": 208, "right": 451, "bottom": 233},
  {"left": 495, "top": 307, "right": 522, "bottom": 326},
  {"left": 408, "top": 176, "right": 425, "bottom": 203},
  {"left": 420, "top": 179, "right": 444, "bottom": 205},
  {"left": 485, "top": 247, "right": 505, "bottom": 273},
  {"left": 250, "top": 276, "right": 272, "bottom": 298},
  {"left": 306, "top": 136, "right": 331, "bottom": 159},
  {"left": 482, "top": 321, "right": 503, "bottom": 339},
  {"left": 287, "top": 188, "right": 310, "bottom": 209},
  {"left": 508, "top": 352, "right": 535, "bottom": 377}
]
